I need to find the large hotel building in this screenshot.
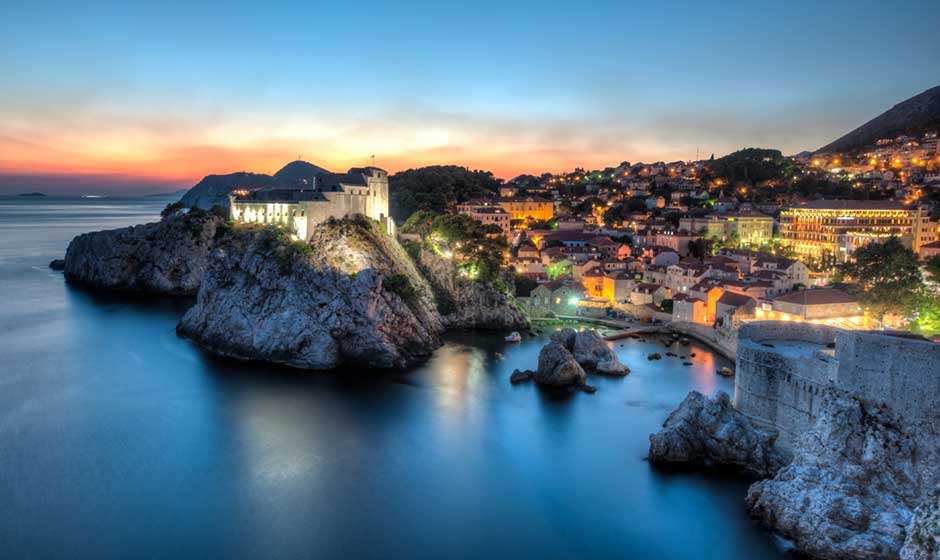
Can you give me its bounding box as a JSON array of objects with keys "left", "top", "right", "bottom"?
[{"left": 779, "top": 200, "right": 937, "bottom": 263}]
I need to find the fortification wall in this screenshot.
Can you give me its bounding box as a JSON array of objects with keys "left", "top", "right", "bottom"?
[
  {"left": 835, "top": 331, "right": 940, "bottom": 423},
  {"left": 734, "top": 322, "right": 839, "bottom": 447},
  {"left": 669, "top": 321, "right": 737, "bottom": 360},
  {"left": 734, "top": 321, "right": 940, "bottom": 448}
]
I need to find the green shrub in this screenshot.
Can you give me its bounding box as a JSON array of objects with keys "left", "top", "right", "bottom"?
[
  {"left": 401, "top": 239, "right": 422, "bottom": 260},
  {"left": 384, "top": 273, "right": 418, "bottom": 305},
  {"left": 161, "top": 201, "right": 185, "bottom": 219}
]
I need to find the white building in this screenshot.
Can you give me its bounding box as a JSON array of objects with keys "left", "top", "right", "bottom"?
[{"left": 230, "top": 167, "right": 393, "bottom": 240}]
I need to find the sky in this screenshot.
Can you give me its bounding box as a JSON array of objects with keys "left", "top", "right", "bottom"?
[{"left": 1, "top": 0, "right": 939, "bottom": 194}]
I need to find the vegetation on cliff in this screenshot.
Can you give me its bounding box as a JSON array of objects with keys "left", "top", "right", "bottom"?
[{"left": 400, "top": 210, "right": 507, "bottom": 283}]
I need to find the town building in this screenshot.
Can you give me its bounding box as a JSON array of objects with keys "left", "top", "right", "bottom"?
[
  {"left": 679, "top": 210, "right": 774, "bottom": 245},
  {"left": 497, "top": 196, "right": 554, "bottom": 221},
  {"left": 230, "top": 166, "right": 393, "bottom": 241},
  {"left": 458, "top": 205, "right": 511, "bottom": 237},
  {"left": 779, "top": 199, "right": 934, "bottom": 264}
]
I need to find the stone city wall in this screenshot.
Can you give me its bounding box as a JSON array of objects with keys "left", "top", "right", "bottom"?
[
  {"left": 734, "top": 321, "right": 940, "bottom": 448},
  {"left": 734, "top": 322, "right": 840, "bottom": 447}
]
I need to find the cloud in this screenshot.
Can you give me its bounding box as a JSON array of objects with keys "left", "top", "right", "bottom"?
[{"left": 0, "top": 87, "right": 885, "bottom": 189}]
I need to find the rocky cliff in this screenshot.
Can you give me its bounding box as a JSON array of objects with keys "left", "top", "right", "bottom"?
[
  {"left": 649, "top": 391, "right": 789, "bottom": 479},
  {"left": 902, "top": 486, "right": 940, "bottom": 560},
  {"left": 416, "top": 249, "right": 528, "bottom": 331},
  {"left": 64, "top": 210, "right": 225, "bottom": 295},
  {"left": 177, "top": 216, "right": 445, "bottom": 369},
  {"left": 746, "top": 395, "right": 940, "bottom": 560}
]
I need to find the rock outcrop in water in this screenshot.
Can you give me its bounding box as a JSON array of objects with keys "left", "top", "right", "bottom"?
[
  {"left": 177, "top": 216, "right": 444, "bottom": 369},
  {"left": 902, "top": 486, "right": 940, "bottom": 560},
  {"left": 63, "top": 208, "right": 533, "bottom": 371},
  {"left": 649, "top": 391, "right": 789, "bottom": 478},
  {"left": 550, "top": 328, "right": 629, "bottom": 375},
  {"left": 64, "top": 209, "right": 225, "bottom": 295},
  {"left": 746, "top": 395, "right": 940, "bottom": 560},
  {"left": 416, "top": 249, "right": 528, "bottom": 331},
  {"left": 535, "top": 340, "right": 586, "bottom": 386}
]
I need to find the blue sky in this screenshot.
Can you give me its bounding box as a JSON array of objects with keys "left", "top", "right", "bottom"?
[{"left": 1, "top": 0, "right": 938, "bottom": 192}]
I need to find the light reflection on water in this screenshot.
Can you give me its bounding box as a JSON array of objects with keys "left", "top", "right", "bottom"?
[{"left": 0, "top": 197, "right": 789, "bottom": 559}]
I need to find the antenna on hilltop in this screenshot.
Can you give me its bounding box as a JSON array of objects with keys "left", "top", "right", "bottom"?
[{"left": 371, "top": 154, "right": 376, "bottom": 167}]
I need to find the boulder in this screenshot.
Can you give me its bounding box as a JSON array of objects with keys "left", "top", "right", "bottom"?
[
  {"left": 902, "top": 487, "right": 940, "bottom": 560},
  {"left": 746, "top": 396, "right": 940, "bottom": 560},
  {"left": 48, "top": 259, "right": 65, "bottom": 271},
  {"left": 550, "top": 328, "right": 629, "bottom": 376},
  {"left": 510, "top": 369, "right": 535, "bottom": 384},
  {"left": 649, "top": 391, "right": 789, "bottom": 479},
  {"left": 535, "top": 341, "right": 585, "bottom": 387}
]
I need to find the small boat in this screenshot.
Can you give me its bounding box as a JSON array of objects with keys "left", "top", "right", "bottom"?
[{"left": 504, "top": 331, "right": 522, "bottom": 342}]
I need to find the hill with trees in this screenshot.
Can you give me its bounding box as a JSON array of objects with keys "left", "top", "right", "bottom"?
[
  {"left": 703, "top": 148, "right": 798, "bottom": 184},
  {"left": 389, "top": 165, "right": 502, "bottom": 222}
]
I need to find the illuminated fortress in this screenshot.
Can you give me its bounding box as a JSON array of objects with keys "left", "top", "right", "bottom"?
[{"left": 229, "top": 166, "right": 393, "bottom": 240}]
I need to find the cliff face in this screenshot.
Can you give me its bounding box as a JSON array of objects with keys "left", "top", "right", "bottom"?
[
  {"left": 64, "top": 211, "right": 225, "bottom": 295},
  {"left": 902, "top": 487, "right": 940, "bottom": 560},
  {"left": 177, "top": 217, "right": 445, "bottom": 369},
  {"left": 746, "top": 395, "right": 940, "bottom": 560},
  {"left": 649, "top": 391, "right": 789, "bottom": 479},
  {"left": 417, "top": 249, "right": 528, "bottom": 331}
]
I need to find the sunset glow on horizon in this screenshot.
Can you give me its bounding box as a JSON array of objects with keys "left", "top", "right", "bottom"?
[{"left": 2, "top": 0, "right": 939, "bottom": 194}]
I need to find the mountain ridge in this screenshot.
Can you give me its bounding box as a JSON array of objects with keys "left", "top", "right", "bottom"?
[{"left": 817, "top": 85, "right": 940, "bottom": 153}]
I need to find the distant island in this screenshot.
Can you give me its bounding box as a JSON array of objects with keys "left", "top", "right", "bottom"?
[{"left": 17, "top": 192, "right": 47, "bottom": 197}]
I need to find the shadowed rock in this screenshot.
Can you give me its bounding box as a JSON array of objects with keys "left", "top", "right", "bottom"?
[
  {"left": 549, "top": 328, "right": 629, "bottom": 376},
  {"left": 177, "top": 216, "right": 444, "bottom": 369},
  {"left": 902, "top": 486, "right": 940, "bottom": 560},
  {"left": 649, "top": 391, "right": 789, "bottom": 479},
  {"left": 535, "top": 341, "right": 585, "bottom": 386},
  {"left": 747, "top": 396, "right": 940, "bottom": 560},
  {"left": 64, "top": 210, "right": 224, "bottom": 295}
]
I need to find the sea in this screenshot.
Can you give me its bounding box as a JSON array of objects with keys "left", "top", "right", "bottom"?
[{"left": 0, "top": 195, "right": 791, "bottom": 559}]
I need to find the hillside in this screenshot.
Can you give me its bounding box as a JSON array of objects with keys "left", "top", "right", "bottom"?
[{"left": 817, "top": 85, "right": 940, "bottom": 153}]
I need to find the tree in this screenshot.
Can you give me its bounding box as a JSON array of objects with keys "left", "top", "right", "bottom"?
[
  {"left": 399, "top": 209, "right": 438, "bottom": 237},
  {"left": 688, "top": 237, "right": 717, "bottom": 261},
  {"left": 923, "top": 254, "right": 940, "bottom": 283},
  {"left": 161, "top": 201, "right": 185, "bottom": 219},
  {"left": 842, "top": 237, "right": 924, "bottom": 322},
  {"left": 912, "top": 293, "right": 940, "bottom": 336},
  {"left": 389, "top": 165, "right": 502, "bottom": 222}
]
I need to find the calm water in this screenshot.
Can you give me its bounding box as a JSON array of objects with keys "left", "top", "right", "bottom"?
[{"left": 0, "top": 196, "right": 789, "bottom": 559}]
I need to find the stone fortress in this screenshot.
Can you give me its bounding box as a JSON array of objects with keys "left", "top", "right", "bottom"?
[
  {"left": 734, "top": 320, "right": 940, "bottom": 448},
  {"left": 229, "top": 164, "right": 394, "bottom": 241}
]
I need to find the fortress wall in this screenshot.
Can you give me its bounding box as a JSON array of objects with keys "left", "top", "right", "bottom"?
[
  {"left": 735, "top": 321, "right": 940, "bottom": 447},
  {"left": 734, "top": 322, "right": 840, "bottom": 447},
  {"left": 835, "top": 331, "right": 940, "bottom": 423}
]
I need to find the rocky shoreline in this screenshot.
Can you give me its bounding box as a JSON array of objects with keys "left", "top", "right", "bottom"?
[
  {"left": 60, "top": 211, "right": 528, "bottom": 370},
  {"left": 649, "top": 390, "right": 940, "bottom": 560}
]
